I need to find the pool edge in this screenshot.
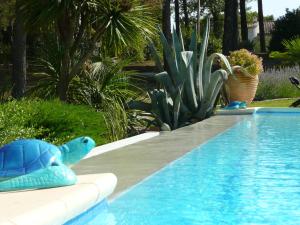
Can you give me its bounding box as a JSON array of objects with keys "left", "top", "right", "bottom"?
[
  {"left": 217, "top": 107, "right": 300, "bottom": 115},
  {"left": 0, "top": 173, "right": 117, "bottom": 225}
]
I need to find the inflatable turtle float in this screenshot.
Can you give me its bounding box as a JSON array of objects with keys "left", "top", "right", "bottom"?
[{"left": 0, "top": 136, "right": 95, "bottom": 191}]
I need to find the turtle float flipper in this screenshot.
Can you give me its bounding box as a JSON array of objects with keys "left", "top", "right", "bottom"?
[{"left": 0, "top": 165, "right": 77, "bottom": 192}]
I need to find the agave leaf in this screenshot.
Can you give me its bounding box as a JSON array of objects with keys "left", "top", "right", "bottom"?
[
  {"left": 149, "top": 42, "right": 164, "bottom": 72},
  {"left": 196, "top": 17, "right": 210, "bottom": 102},
  {"left": 149, "top": 90, "right": 161, "bottom": 120},
  {"left": 196, "top": 69, "right": 228, "bottom": 119},
  {"left": 161, "top": 123, "right": 172, "bottom": 131},
  {"left": 181, "top": 51, "right": 198, "bottom": 111},
  {"left": 159, "top": 30, "right": 181, "bottom": 85},
  {"left": 203, "top": 52, "right": 233, "bottom": 92},
  {"left": 205, "top": 70, "right": 228, "bottom": 115},
  {"left": 172, "top": 27, "right": 184, "bottom": 81},
  {"left": 206, "top": 80, "right": 224, "bottom": 115},
  {"left": 179, "top": 28, "right": 185, "bottom": 52},
  {"left": 173, "top": 85, "right": 183, "bottom": 129},
  {"left": 159, "top": 89, "right": 172, "bottom": 126},
  {"left": 189, "top": 28, "right": 198, "bottom": 84},
  {"left": 154, "top": 72, "right": 176, "bottom": 96}
]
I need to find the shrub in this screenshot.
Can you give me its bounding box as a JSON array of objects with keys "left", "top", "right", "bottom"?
[
  {"left": 270, "top": 38, "right": 300, "bottom": 67},
  {"left": 255, "top": 66, "right": 300, "bottom": 100},
  {"left": 226, "top": 49, "right": 263, "bottom": 76},
  {"left": 269, "top": 8, "right": 300, "bottom": 51},
  {"left": 0, "top": 99, "right": 108, "bottom": 146}
]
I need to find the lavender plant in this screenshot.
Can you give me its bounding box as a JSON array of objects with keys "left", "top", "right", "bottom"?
[{"left": 256, "top": 66, "right": 300, "bottom": 100}]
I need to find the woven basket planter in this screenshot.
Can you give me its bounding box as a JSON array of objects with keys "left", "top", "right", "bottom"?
[{"left": 225, "top": 72, "right": 259, "bottom": 105}]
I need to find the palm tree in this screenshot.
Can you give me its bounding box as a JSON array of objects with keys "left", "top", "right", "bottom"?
[
  {"left": 12, "top": 0, "right": 26, "bottom": 99},
  {"left": 223, "top": 0, "right": 239, "bottom": 55},
  {"left": 19, "top": 0, "right": 155, "bottom": 101},
  {"left": 240, "top": 0, "right": 248, "bottom": 42},
  {"left": 257, "top": 0, "right": 266, "bottom": 52}
]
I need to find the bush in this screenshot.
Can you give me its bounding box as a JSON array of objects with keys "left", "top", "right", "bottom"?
[
  {"left": 269, "top": 8, "right": 300, "bottom": 51},
  {"left": 226, "top": 49, "right": 263, "bottom": 76},
  {"left": 0, "top": 99, "right": 108, "bottom": 146},
  {"left": 270, "top": 38, "right": 300, "bottom": 67},
  {"left": 207, "top": 35, "right": 222, "bottom": 55},
  {"left": 255, "top": 66, "right": 300, "bottom": 100}
]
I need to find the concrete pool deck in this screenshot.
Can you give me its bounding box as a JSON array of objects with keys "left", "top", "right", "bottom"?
[{"left": 74, "top": 114, "right": 247, "bottom": 199}]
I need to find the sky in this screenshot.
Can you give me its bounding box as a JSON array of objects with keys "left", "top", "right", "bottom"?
[{"left": 247, "top": 0, "right": 300, "bottom": 18}]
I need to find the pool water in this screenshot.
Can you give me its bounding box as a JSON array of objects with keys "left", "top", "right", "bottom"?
[{"left": 69, "top": 113, "right": 300, "bottom": 224}]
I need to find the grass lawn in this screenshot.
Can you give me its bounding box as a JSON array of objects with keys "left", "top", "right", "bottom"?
[{"left": 250, "top": 98, "right": 298, "bottom": 107}]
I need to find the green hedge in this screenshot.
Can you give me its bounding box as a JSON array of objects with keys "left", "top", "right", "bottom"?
[{"left": 0, "top": 99, "right": 108, "bottom": 146}]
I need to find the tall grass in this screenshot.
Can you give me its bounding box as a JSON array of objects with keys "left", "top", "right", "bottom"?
[{"left": 255, "top": 66, "right": 300, "bottom": 100}]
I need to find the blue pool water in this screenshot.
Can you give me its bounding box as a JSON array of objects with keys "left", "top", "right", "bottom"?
[{"left": 69, "top": 113, "right": 300, "bottom": 224}]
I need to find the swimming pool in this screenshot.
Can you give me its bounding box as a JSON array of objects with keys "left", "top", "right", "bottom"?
[{"left": 67, "top": 112, "right": 300, "bottom": 224}]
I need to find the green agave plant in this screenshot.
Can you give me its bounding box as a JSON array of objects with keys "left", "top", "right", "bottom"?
[{"left": 132, "top": 17, "right": 233, "bottom": 131}]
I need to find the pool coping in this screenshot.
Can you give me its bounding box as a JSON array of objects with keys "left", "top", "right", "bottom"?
[
  {"left": 84, "top": 132, "right": 159, "bottom": 159},
  {"left": 0, "top": 173, "right": 117, "bottom": 225},
  {"left": 217, "top": 107, "right": 300, "bottom": 115}
]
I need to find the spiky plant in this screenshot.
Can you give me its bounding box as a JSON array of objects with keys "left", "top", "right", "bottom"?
[
  {"left": 72, "top": 59, "right": 143, "bottom": 140},
  {"left": 132, "top": 17, "right": 233, "bottom": 130}
]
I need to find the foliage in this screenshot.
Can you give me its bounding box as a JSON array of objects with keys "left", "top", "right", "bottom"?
[
  {"left": 133, "top": 18, "right": 233, "bottom": 130},
  {"left": 28, "top": 35, "right": 63, "bottom": 99},
  {"left": 226, "top": 49, "right": 263, "bottom": 76},
  {"left": 270, "top": 38, "right": 300, "bottom": 67},
  {"left": 207, "top": 35, "right": 222, "bottom": 55},
  {"left": 0, "top": 99, "right": 108, "bottom": 146},
  {"left": 255, "top": 67, "right": 300, "bottom": 100},
  {"left": 71, "top": 59, "right": 142, "bottom": 140},
  {"left": 19, "top": 0, "right": 156, "bottom": 100},
  {"left": 0, "top": 0, "right": 15, "bottom": 28},
  {"left": 30, "top": 53, "right": 143, "bottom": 140},
  {"left": 269, "top": 8, "right": 300, "bottom": 51}
]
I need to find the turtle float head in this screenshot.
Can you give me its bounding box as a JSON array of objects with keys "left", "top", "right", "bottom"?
[{"left": 59, "top": 137, "right": 95, "bottom": 166}]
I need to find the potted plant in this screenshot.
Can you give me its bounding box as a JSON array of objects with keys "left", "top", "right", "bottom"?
[{"left": 224, "top": 49, "right": 263, "bottom": 104}]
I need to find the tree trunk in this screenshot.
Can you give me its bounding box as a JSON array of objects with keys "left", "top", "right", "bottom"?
[
  {"left": 162, "top": 0, "right": 171, "bottom": 43},
  {"left": 257, "top": 0, "right": 266, "bottom": 52},
  {"left": 57, "top": 11, "right": 75, "bottom": 101},
  {"left": 174, "top": 0, "right": 180, "bottom": 36},
  {"left": 196, "top": 0, "right": 201, "bottom": 36},
  {"left": 240, "top": 0, "right": 248, "bottom": 42},
  {"left": 222, "top": 0, "right": 239, "bottom": 55},
  {"left": 162, "top": 0, "right": 172, "bottom": 71},
  {"left": 58, "top": 53, "right": 71, "bottom": 101},
  {"left": 182, "top": 0, "right": 189, "bottom": 31},
  {"left": 12, "top": 1, "right": 27, "bottom": 99}
]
